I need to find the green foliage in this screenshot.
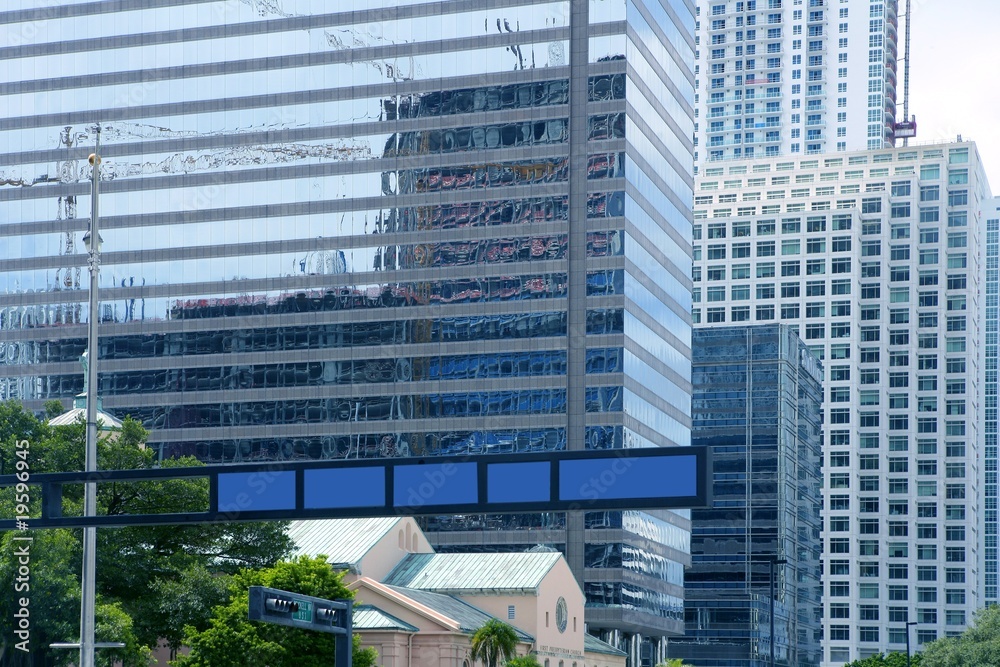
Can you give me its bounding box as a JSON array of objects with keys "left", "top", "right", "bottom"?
[
  {"left": 149, "top": 564, "right": 232, "bottom": 654},
  {"left": 843, "top": 651, "right": 921, "bottom": 667},
  {"left": 0, "top": 529, "right": 81, "bottom": 665},
  {"left": 507, "top": 655, "right": 543, "bottom": 667},
  {"left": 469, "top": 618, "right": 520, "bottom": 667},
  {"left": 921, "top": 605, "right": 1000, "bottom": 667},
  {"left": 656, "top": 660, "right": 692, "bottom": 667},
  {"left": 173, "top": 555, "right": 378, "bottom": 667},
  {"left": 94, "top": 601, "right": 153, "bottom": 667},
  {"left": 0, "top": 402, "right": 294, "bottom": 664}
]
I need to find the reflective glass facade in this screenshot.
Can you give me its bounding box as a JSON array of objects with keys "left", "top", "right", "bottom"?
[
  {"left": 1, "top": 0, "right": 695, "bottom": 660},
  {"left": 675, "top": 325, "right": 822, "bottom": 667}
]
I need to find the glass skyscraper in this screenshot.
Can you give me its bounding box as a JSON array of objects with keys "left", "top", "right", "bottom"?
[
  {"left": 0, "top": 1, "right": 695, "bottom": 662},
  {"left": 676, "top": 324, "right": 822, "bottom": 667}
]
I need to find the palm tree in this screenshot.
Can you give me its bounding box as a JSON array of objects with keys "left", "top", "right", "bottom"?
[
  {"left": 656, "top": 660, "right": 690, "bottom": 667},
  {"left": 469, "top": 619, "right": 520, "bottom": 667}
]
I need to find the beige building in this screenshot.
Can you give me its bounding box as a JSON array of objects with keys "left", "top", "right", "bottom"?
[{"left": 289, "top": 518, "right": 627, "bottom": 667}]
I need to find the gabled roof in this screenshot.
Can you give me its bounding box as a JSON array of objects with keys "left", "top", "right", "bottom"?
[
  {"left": 289, "top": 518, "right": 401, "bottom": 570},
  {"left": 383, "top": 584, "right": 533, "bottom": 641},
  {"left": 48, "top": 407, "right": 122, "bottom": 430},
  {"left": 353, "top": 604, "right": 419, "bottom": 633},
  {"left": 584, "top": 634, "right": 628, "bottom": 657},
  {"left": 383, "top": 552, "right": 561, "bottom": 594}
]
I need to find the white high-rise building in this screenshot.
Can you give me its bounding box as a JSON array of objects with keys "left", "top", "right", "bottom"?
[
  {"left": 691, "top": 141, "right": 990, "bottom": 666},
  {"left": 984, "top": 197, "right": 1000, "bottom": 607},
  {"left": 694, "top": 0, "right": 899, "bottom": 166}
]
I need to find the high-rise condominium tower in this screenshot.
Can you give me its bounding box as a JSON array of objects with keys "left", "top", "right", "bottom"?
[
  {"left": 694, "top": 0, "right": 899, "bottom": 166},
  {"left": 691, "top": 142, "right": 989, "bottom": 666},
  {"left": 0, "top": 1, "right": 696, "bottom": 662},
  {"left": 985, "top": 197, "right": 1000, "bottom": 608}
]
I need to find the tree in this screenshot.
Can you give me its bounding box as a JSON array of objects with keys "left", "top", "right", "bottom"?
[
  {"left": 469, "top": 619, "right": 520, "bottom": 667},
  {"left": 149, "top": 564, "right": 231, "bottom": 658},
  {"left": 843, "top": 652, "right": 921, "bottom": 667},
  {"left": 656, "top": 661, "right": 692, "bottom": 667},
  {"left": 173, "top": 555, "right": 378, "bottom": 667},
  {"left": 0, "top": 528, "right": 154, "bottom": 667},
  {"left": 507, "top": 656, "right": 543, "bottom": 667},
  {"left": 0, "top": 402, "right": 294, "bottom": 665},
  {"left": 921, "top": 605, "right": 1000, "bottom": 667}
]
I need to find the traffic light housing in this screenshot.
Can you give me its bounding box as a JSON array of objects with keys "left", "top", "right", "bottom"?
[
  {"left": 248, "top": 586, "right": 353, "bottom": 667},
  {"left": 265, "top": 597, "right": 300, "bottom": 614}
]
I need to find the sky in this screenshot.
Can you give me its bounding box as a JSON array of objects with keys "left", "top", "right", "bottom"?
[{"left": 908, "top": 0, "right": 1000, "bottom": 193}]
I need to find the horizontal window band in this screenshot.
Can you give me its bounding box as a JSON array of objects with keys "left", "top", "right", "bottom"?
[
  {"left": 1, "top": 0, "right": 563, "bottom": 59},
  {"left": 2, "top": 59, "right": 624, "bottom": 132}
]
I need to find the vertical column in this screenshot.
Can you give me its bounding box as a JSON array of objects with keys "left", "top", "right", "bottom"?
[{"left": 565, "top": 0, "right": 590, "bottom": 585}]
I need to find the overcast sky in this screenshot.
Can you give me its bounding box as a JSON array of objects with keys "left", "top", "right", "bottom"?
[{"left": 908, "top": 0, "right": 1000, "bottom": 194}]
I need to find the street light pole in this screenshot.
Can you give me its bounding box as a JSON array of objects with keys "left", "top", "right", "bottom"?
[
  {"left": 80, "top": 127, "right": 102, "bottom": 667},
  {"left": 767, "top": 557, "right": 787, "bottom": 667},
  {"left": 905, "top": 620, "right": 917, "bottom": 667}
]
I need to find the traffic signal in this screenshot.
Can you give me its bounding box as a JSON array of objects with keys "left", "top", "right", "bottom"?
[
  {"left": 265, "top": 597, "right": 300, "bottom": 614},
  {"left": 248, "top": 586, "right": 353, "bottom": 667}
]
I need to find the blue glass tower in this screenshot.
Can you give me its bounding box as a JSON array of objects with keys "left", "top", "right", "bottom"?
[
  {"left": 0, "top": 1, "right": 695, "bottom": 661},
  {"left": 674, "top": 325, "right": 823, "bottom": 667}
]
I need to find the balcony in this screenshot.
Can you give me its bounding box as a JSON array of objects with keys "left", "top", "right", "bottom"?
[
  {"left": 708, "top": 137, "right": 745, "bottom": 147},
  {"left": 706, "top": 123, "right": 743, "bottom": 134},
  {"left": 705, "top": 109, "right": 742, "bottom": 119},
  {"left": 707, "top": 93, "right": 745, "bottom": 103}
]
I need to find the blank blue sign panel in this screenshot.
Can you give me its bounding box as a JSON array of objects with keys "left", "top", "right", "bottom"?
[
  {"left": 304, "top": 467, "right": 386, "bottom": 509},
  {"left": 202, "top": 448, "right": 706, "bottom": 524},
  {"left": 487, "top": 461, "right": 551, "bottom": 503},
  {"left": 559, "top": 455, "right": 698, "bottom": 502},
  {"left": 394, "top": 462, "right": 478, "bottom": 508},
  {"left": 218, "top": 471, "right": 296, "bottom": 512}
]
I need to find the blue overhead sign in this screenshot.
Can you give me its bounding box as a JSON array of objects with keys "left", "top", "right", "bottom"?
[{"left": 0, "top": 447, "right": 710, "bottom": 529}]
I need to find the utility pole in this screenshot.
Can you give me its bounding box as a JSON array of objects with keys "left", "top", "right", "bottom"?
[
  {"left": 905, "top": 620, "right": 917, "bottom": 667},
  {"left": 767, "top": 557, "right": 786, "bottom": 667},
  {"left": 80, "top": 125, "right": 102, "bottom": 667}
]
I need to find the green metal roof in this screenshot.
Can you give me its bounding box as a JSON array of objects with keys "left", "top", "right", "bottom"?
[
  {"left": 383, "top": 552, "right": 562, "bottom": 594},
  {"left": 48, "top": 406, "right": 122, "bottom": 430},
  {"left": 353, "top": 604, "right": 419, "bottom": 633},
  {"left": 385, "top": 585, "right": 533, "bottom": 641},
  {"left": 584, "top": 634, "right": 628, "bottom": 657},
  {"left": 288, "top": 518, "right": 401, "bottom": 570}
]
